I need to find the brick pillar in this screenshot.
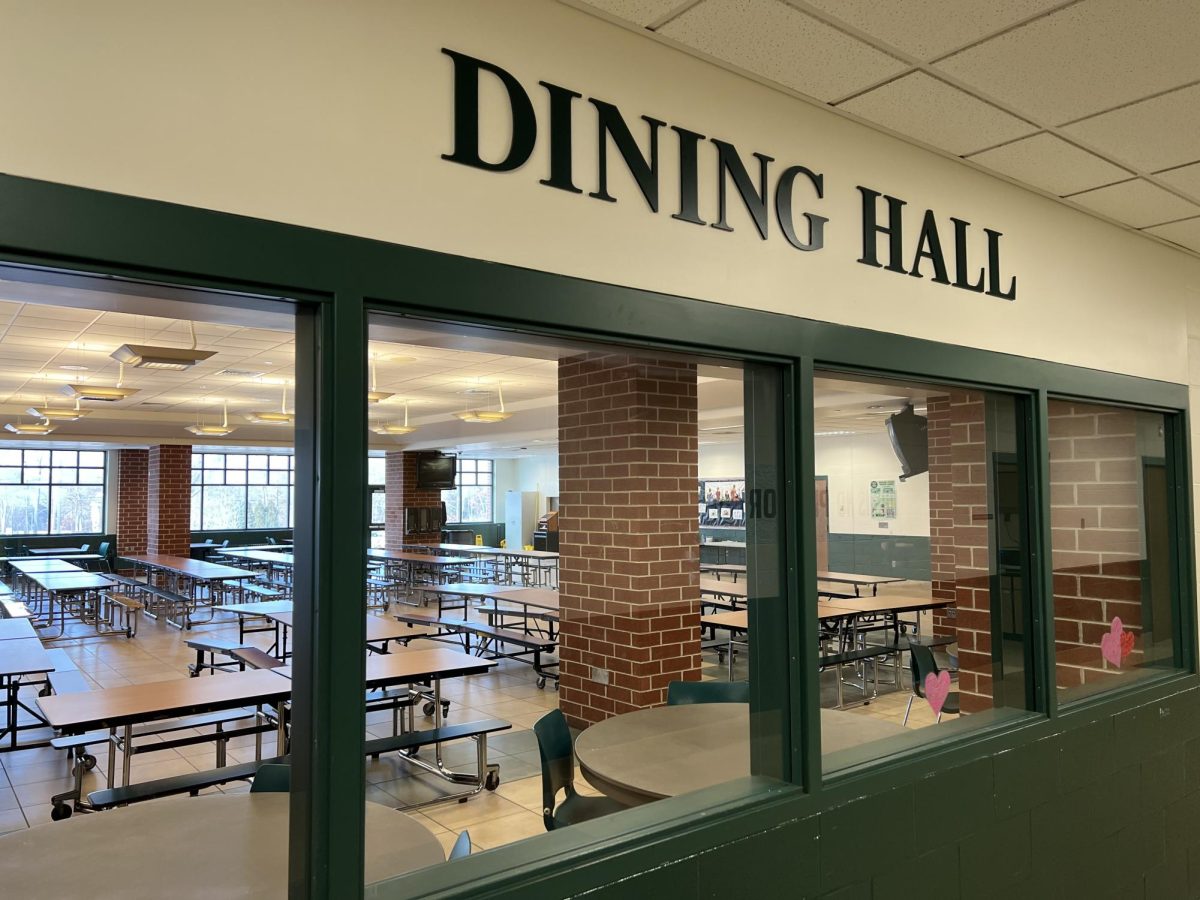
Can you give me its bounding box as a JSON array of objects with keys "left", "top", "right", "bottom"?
[
  {"left": 557, "top": 352, "right": 700, "bottom": 728},
  {"left": 147, "top": 445, "right": 192, "bottom": 557},
  {"left": 384, "top": 451, "right": 442, "bottom": 550},
  {"left": 116, "top": 449, "right": 149, "bottom": 556}
]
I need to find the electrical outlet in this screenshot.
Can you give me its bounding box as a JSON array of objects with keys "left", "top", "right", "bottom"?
[{"left": 590, "top": 667, "right": 610, "bottom": 685}]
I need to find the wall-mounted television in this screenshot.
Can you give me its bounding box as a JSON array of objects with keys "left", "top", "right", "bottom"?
[
  {"left": 886, "top": 404, "right": 928, "bottom": 481},
  {"left": 416, "top": 452, "right": 457, "bottom": 490}
]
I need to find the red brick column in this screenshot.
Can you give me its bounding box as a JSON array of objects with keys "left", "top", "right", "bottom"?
[
  {"left": 557, "top": 353, "right": 700, "bottom": 728},
  {"left": 384, "top": 451, "right": 443, "bottom": 550},
  {"left": 147, "top": 445, "right": 192, "bottom": 557},
  {"left": 115, "top": 448, "right": 149, "bottom": 556}
]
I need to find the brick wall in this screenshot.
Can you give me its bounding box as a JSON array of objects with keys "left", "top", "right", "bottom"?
[
  {"left": 557, "top": 352, "right": 700, "bottom": 728},
  {"left": 384, "top": 450, "right": 443, "bottom": 549},
  {"left": 146, "top": 444, "right": 192, "bottom": 557},
  {"left": 1048, "top": 401, "right": 1146, "bottom": 690},
  {"left": 116, "top": 448, "right": 149, "bottom": 555}
]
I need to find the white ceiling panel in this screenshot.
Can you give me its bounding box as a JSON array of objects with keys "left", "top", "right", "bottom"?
[
  {"left": 1061, "top": 83, "right": 1200, "bottom": 173},
  {"left": 1156, "top": 162, "right": 1200, "bottom": 200},
  {"left": 837, "top": 71, "right": 1036, "bottom": 156},
  {"left": 575, "top": 0, "right": 693, "bottom": 26},
  {"left": 658, "top": 0, "right": 907, "bottom": 102},
  {"left": 1144, "top": 216, "right": 1200, "bottom": 253},
  {"left": 934, "top": 0, "right": 1200, "bottom": 125},
  {"left": 1067, "top": 179, "right": 1200, "bottom": 229},
  {"left": 794, "top": 0, "right": 1068, "bottom": 61},
  {"left": 966, "top": 133, "right": 1130, "bottom": 196}
]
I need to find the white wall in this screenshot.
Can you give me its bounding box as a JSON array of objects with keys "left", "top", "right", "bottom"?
[
  {"left": 0, "top": 0, "right": 1196, "bottom": 385},
  {"left": 699, "top": 443, "right": 744, "bottom": 480},
  {"left": 515, "top": 455, "right": 558, "bottom": 513},
  {"left": 815, "top": 433, "right": 930, "bottom": 537}
]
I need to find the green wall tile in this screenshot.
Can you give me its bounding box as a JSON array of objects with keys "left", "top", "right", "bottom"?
[
  {"left": 697, "top": 818, "right": 819, "bottom": 899},
  {"left": 993, "top": 734, "right": 1059, "bottom": 818},
  {"left": 958, "top": 812, "right": 1031, "bottom": 898},
  {"left": 819, "top": 786, "right": 915, "bottom": 891},
  {"left": 914, "top": 758, "right": 994, "bottom": 853}
]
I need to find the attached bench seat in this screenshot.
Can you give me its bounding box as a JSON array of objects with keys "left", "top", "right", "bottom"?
[
  {"left": 186, "top": 636, "right": 250, "bottom": 676},
  {"left": 0, "top": 598, "right": 32, "bottom": 619},
  {"left": 394, "top": 610, "right": 559, "bottom": 689},
  {"left": 86, "top": 755, "right": 286, "bottom": 810}
]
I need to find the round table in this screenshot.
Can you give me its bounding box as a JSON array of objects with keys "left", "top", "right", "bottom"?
[
  {"left": 575, "top": 704, "right": 908, "bottom": 806},
  {"left": 0, "top": 794, "right": 444, "bottom": 898}
]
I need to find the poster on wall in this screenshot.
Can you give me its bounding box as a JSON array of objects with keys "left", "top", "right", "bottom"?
[
  {"left": 870, "top": 479, "right": 897, "bottom": 519},
  {"left": 699, "top": 479, "right": 746, "bottom": 526}
]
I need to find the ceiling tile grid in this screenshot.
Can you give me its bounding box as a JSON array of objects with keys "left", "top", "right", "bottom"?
[{"left": 565, "top": 0, "right": 1200, "bottom": 255}]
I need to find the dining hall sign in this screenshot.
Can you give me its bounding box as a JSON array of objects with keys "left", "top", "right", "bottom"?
[{"left": 440, "top": 49, "right": 1018, "bottom": 301}]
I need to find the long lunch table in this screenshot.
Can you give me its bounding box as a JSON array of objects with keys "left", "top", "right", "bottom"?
[
  {"left": 120, "top": 554, "right": 256, "bottom": 629},
  {"left": 818, "top": 571, "right": 908, "bottom": 597},
  {"left": 0, "top": 637, "right": 55, "bottom": 751},
  {"left": 23, "top": 571, "right": 131, "bottom": 640},
  {"left": 0, "top": 618, "right": 36, "bottom": 641},
  {"left": 466, "top": 547, "right": 558, "bottom": 587},
  {"left": 367, "top": 549, "right": 472, "bottom": 594},
  {"left": 0, "top": 793, "right": 444, "bottom": 895},
  {"left": 37, "top": 668, "right": 291, "bottom": 789},
  {"left": 699, "top": 576, "right": 749, "bottom": 610}
]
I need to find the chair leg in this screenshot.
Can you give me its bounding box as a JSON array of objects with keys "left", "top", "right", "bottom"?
[{"left": 903, "top": 695, "right": 913, "bottom": 726}]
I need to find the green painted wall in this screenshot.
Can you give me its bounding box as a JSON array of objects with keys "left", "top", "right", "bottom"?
[{"left": 826, "top": 533, "right": 931, "bottom": 581}]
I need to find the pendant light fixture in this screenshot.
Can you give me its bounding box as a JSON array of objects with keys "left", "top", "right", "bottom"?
[
  {"left": 111, "top": 320, "right": 216, "bottom": 370},
  {"left": 61, "top": 362, "right": 139, "bottom": 401},
  {"left": 186, "top": 399, "right": 237, "bottom": 437},
  {"left": 245, "top": 383, "right": 295, "bottom": 425},
  {"left": 26, "top": 396, "right": 88, "bottom": 421},
  {"left": 372, "top": 399, "right": 416, "bottom": 435},
  {"left": 5, "top": 415, "right": 55, "bottom": 435},
  {"left": 368, "top": 355, "right": 393, "bottom": 403},
  {"left": 455, "top": 381, "right": 512, "bottom": 423}
]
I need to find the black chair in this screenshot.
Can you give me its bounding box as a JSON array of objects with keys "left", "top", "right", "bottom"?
[
  {"left": 666, "top": 680, "right": 750, "bottom": 705},
  {"left": 449, "top": 830, "right": 471, "bottom": 860},
  {"left": 533, "top": 710, "right": 626, "bottom": 831},
  {"left": 904, "top": 643, "right": 960, "bottom": 725},
  {"left": 250, "top": 763, "right": 290, "bottom": 793}
]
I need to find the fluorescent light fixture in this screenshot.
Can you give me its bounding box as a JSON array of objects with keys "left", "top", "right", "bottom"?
[
  {"left": 246, "top": 384, "right": 295, "bottom": 425},
  {"left": 26, "top": 398, "right": 88, "bottom": 421},
  {"left": 186, "top": 399, "right": 236, "bottom": 437},
  {"left": 454, "top": 382, "right": 512, "bottom": 423},
  {"left": 110, "top": 321, "right": 215, "bottom": 370},
  {"left": 59, "top": 383, "right": 139, "bottom": 401},
  {"left": 5, "top": 421, "right": 55, "bottom": 435},
  {"left": 368, "top": 356, "right": 393, "bottom": 403},
  {"left": 373, "top": 400, "right": 416, "bottom": 435}
]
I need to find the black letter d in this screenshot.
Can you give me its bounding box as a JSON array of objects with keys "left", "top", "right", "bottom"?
[{"left": 441, "top": 48, "right": 536, "bottom": 172}]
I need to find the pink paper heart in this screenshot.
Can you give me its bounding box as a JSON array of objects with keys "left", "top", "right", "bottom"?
[
  {"left": 924, "top": 670, "right": 951, "bottom": 716},
  {"left": 1100, "top": 616, "right": 1124, "bottom": 667}
]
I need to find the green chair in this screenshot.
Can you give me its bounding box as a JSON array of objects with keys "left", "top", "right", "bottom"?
[
  {"left": 449, "top": 830, "right": 471, "bottom": 860},
  {"left": 533, "top": 710, "right": 626, "bottom": 831},
  {"left": 666, "top": 680, "right": 750, "bottom": 705},
  {"left": 250, "top": 763, "right": 291, "bottom": 793},
  {"left": 97, "top": 541, "right": 112, "bottom": 572}
]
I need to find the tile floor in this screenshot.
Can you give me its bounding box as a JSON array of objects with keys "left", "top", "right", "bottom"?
[{"left": 0, "top": 586, "right": 952, "bottom": 867}]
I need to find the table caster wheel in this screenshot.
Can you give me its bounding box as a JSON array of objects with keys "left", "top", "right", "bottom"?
[
  {"left": 536, "top": 676, "right": 546, "bottom": 690},
  {"left": 51, "top": 803, "right": 72, "bottom": 821},
  {"left": 422, "top": 701, "right": 435, "bottom": 717},
  {"left": 485, "top": 771, "right": 500, "bottom": 791},
  {"left": 81, "top": 754, "right": 97, "bottom": 771}
]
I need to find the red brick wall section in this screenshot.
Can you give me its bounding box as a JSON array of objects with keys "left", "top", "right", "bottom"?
[
  {"left": 116, "top": 448, "right": 149, "bottom": 556},
  {"left": 384, "top": 450, "right": 443, "bottom": 549},
  {"left": 146, "top": 445, "right": 192, "bottom": 557},
  {"left": 927, "top": 392, "right": 994, "bottom": 713},
  {"left": 1048, "top": 401, "right": 1145, "bottom": 691},
  {"left": 557, "top": 352, "right": 700, "bottom": 729}
]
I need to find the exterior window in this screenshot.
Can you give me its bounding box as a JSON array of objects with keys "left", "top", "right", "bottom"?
[
  {"left": 368, "top": 456, "right": 386, "bottom": 548},
  {"left": 0, "top": 448, "right": 105, "bottom": 535},
  {"left": 442, "top": 458, "right": 493, "bottom": 523},
  {"left": 1048, "top": 401, "right": 1183, "bottom": 701},
  {"left": 191, "top": 453, "right": 295, "bottom": 531},
  {"left": 814, "top": 374, "right": 1036, "bottom": 773}
]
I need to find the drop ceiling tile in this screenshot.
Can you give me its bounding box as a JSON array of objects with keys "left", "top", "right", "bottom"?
[
  {"left": 966, "top": 132, "right": 1130, "bottom": 196},
  {"left": 1156, "top": 162, "right": 1200, "bottom": 201},
  {"left": 1060, "top": 84, "right": 1200, "bottom": 173},
  {"left": 658, "top": 0, "right": 907, "bottom": 102},
  {"left": 1067, "top": 179, "right": 1200, "bottom": 228},
  {"left": 935, "top": 0, "right": 1200, "bottom": 125},
  {"left": 836, "top": 71, "right": 1036, "bottom": 155},
  {"left": 795, "top": 0, "right": 1066, "bottom": 61},
  {"left": 575, "top": 0, "right": 693, "bottom": 26},
  {"left": 1144, "top": 216, "right": 1200, "bottom": 253}
]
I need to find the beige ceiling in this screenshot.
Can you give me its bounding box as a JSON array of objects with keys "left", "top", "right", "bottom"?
[{"left": 565, "top": 0, "right": 1200, "bottom": 256}]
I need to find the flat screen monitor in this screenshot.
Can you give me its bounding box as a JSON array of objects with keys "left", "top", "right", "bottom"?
[
  {"left": 416, "top": 452, "right": 457, "bottom": 490},
  {"left": 886, "top": 404, "right": 928, "bottom": 481}
]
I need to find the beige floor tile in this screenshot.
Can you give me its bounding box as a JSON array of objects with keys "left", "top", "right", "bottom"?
[
  {"left": 466, "top": 809, "right": 546, "bottom": 850},
  {"left": 0, "top": 807, "right": 28, "bottom": 835},
  {"left": 494, "top": 774, "right": 543, "bottom": 812},
  {"left": 423, "top": 790, "right": 525, "bottom": 831}
]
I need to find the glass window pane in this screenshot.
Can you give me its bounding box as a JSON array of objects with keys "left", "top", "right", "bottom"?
[
  {"left": 248, "top": 455, "right": 268, "bottom": 469},
  {"left": 203, "top": 470, "right": 225, "bottom": 485},
  {"left": 0, "top": 469, "right": 18, "bottom": 485},
  {"left": 248, "top": 470, "right": 268, "bottom": 485},
  {"left": 0, "top": 485, "right": 50, "bottom": 534},
  {"left": 248, "top": 486, "right": 289, "bottom": 529},
  {"left": 459, "top": 471, "right": 476, "bottom": 486},
  {"left": 226, "top": 469, "right": 247, "bottom": 485},
  {"left": 191, "top": 486, "right": 202, "bottom": 531},
  {"left": 269, "top": 456, "right": 289, "bottom": 470},
  {"left": 459, "top": 485, "right": 491, "bottom": 523},
  {"left": 78, "top": 468, "right": 104, "bottom": 485},
  {"left": 0, "top": 449, "right": 20, "bottom": 466},
  {"left": 370, "top": 490, "right": 386, "bottom": 526},
  {"left": 25, "top": 468, "right": 49, "bottom": 484},
  {"left": 367, "top": 457, "right": 385, "bottom": 486},
  {"left": 268, "top": 471, "right": 289, "bottom": 485},
  {"left": 191, "top": 469, "right": 202, "bottom": 485},
  {"left": 202, "top": 486, "right": 246, "bottom": 530},
  {"left": 24, "top": 450, "right": 49, "bottom": 467},
  {"left": 813, "top": 375, "right": 1035, "bottom": 774},
  {"left": 226, "top": 454, "right": 247, "bottom": 469},
  {"left": 78, "top": 451, "right": 105, "bottom": 468},
  {"left": 204, "top": 454, "right": 224, "bottom": 469},
  {"left": 1049, "top": 401, "right": 1180, "bottom": 701},
  {"left": 441, "top": 488, "right": 460, "bottom": 524},
  {"left": 49, "top": 485, "right": 103, "bottom": 534},
  {"left": 51, "top": 468, "right": 77, "bottom": 485},
  {"left": 51, "top": 450, "right": 78, "bottom": 467}
]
